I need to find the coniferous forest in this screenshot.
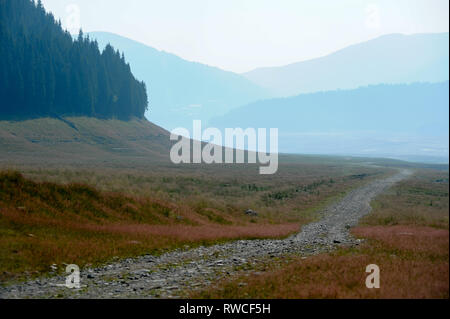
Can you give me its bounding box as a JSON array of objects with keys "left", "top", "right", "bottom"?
[{"left": 0, "top": 0, "right": 148, "bottom": 120}]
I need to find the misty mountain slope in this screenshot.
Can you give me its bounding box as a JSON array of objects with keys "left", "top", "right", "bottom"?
[
  {"left": 88, "top": 32, "right": 271, "bottom": 130},
  {"left": 243, "top": 33, "right": 449, "bottom": 97},
  {"left": 210, "top": 82, "right": 449, "bottom": 161}
]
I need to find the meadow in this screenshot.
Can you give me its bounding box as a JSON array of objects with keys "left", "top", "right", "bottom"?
[
  {"left": 192, "top": 169, "right": 449, "bottom": 299},
  {"left": 0, "top": 157, "right": 387, "bottom": 283},
  {"left": 1, "top": 117, "right": 445, "bottom": 292}
]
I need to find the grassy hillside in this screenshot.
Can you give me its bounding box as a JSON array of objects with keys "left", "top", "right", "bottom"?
[{"left": 0, "top": 117, "right": 171, "bottom": 166}]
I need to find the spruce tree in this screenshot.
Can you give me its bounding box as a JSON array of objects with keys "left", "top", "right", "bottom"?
[{"left": 0, "top": 0, "right": 149, "bottom": 120}]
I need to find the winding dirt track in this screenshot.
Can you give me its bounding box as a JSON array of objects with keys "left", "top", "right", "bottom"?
[{"left": 0, "top": 170, "right": 412, "bottom": 299}]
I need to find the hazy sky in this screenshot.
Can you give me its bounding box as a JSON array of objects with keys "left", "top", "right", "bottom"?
[{"left": 41, "top": 0, "right": 449, "bottom": 73}]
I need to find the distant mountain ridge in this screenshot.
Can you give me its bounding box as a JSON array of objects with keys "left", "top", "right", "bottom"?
[
  {"left": 243, "top": 33, "right": 449, "bottom": 97},
  {"left": 88, "top": 32, "right": 271, "bottom": 130},
  {"left": 210, "top": 82, "right": 449, "bottom": 162}
]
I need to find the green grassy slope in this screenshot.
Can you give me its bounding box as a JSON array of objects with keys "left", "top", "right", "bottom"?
[{"left": 0, "top": 117, "right": 171, "bottom": 166}]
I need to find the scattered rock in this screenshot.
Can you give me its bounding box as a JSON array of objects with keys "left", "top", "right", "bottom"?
[
  {"left": 245, "top": 209, "right": 258, "bottom": 217},
  {"left": 165, "top": 286, "right": 179, "bottom": 290}
]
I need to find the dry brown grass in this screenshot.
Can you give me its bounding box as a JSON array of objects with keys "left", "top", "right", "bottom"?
[
  {"left": 361, "top": 169, "right": 449, "bottom": 228},
  {"left": 0, "top": 158, "right": 383, "bottom": 283},
  {"left": 193, "top": 225, "right": 448, "bottom": 299},
  {"left": 0, "top": 171, "right": 303, "bottom": 282},
  {"left": 0, "top": 210, "right": 299, "bottom": 282},
  {"left": 192, "top": 169, "right": 449, "bottom": 299},
  {"left": 12, "top": 162, "right": 383, "bottom": 225},
  {"left": 353, "top": 225, "right": 449, "bottom": 255}
]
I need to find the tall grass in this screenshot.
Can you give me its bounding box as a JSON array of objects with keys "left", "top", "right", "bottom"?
[
  {"left": 192, "top": 169, "right": 449, "bottom": 299},
  {"left": 0, "top": 161, "right": 386, "bottom": 282}
]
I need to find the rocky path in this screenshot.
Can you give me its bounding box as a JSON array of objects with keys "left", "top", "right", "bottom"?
[{"left": 0, "top": 170, "right": 411, "bottom": 299}]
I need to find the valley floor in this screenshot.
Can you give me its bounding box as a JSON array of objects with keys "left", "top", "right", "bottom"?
[
  {"left": 0, "top": 119, "right": 447, "bottom": 298},
  {"left": 0, "top": 155, "right": 386, "bottom": 283},
  {"left": 0, "top": 170, "right": 417, "bottom": 298},
  {"left": 194, "top": 169, "right": 449, "bottom": 299}
]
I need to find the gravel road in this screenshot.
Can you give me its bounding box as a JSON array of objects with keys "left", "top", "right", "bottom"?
[{"left": 0, "top": 169, "right": 411, "bottom": 299}]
